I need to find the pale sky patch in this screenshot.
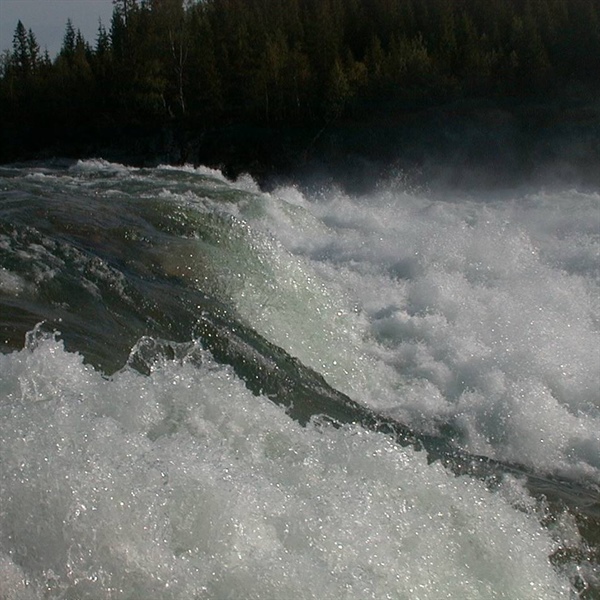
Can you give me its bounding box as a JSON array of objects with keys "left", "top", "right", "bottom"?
[{"left": 0, "top": 0, "right": 114, "bottom": 58}]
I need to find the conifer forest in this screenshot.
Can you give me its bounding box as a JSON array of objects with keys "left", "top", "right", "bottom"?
[{"left": 1, "top": 0, "right": 599, "bottom": 177}]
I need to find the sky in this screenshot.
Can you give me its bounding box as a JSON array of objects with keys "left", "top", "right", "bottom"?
[{"left": 0, "top": 0, "right": 114, "bottom": 58}]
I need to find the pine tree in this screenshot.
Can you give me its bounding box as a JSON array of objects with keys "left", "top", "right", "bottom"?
[
  {"left": 112, "top": 0, "right": 138, "bottom": 23},
  {"left": 27, "top": 29, "right": 40, "bottom": 72},
  {"left": 12, "top": 21, "right": 31, "bottom": 75},
  {"left": 96, "top": 21, "right": 110, "bottom": 57},
  {"left": 61, "top": 19, "right": 76, "bottom": 60}
]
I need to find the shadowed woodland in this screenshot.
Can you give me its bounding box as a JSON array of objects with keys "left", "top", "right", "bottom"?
[{"left": 1, "top": 0, "right": 599, "bottom": 173}]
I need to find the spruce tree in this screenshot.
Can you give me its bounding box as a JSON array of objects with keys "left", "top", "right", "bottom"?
[{"left": 12, "top": 21, "right": 31, "bottom": 75}]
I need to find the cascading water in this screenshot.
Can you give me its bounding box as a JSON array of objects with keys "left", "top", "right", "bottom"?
[{"left": 0, "top": 159, "right": 598, "bottom": 599}]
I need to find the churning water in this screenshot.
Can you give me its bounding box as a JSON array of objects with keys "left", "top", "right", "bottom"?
[{"left": 0, "top": 159, "right": 598, "bottom": 598}]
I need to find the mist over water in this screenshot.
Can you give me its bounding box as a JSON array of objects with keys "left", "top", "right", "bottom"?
[{"left": 0, "top": 160, "right": 598, "bottom": 598}]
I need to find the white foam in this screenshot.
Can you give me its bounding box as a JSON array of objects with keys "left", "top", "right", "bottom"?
[
  {"left": 70, "top": 158, "right": 135, "bottom": 175},
  {"left": 157, "top": 164, "right": 261, "bottom": 193},
  {"left": 57, "top": 168, "right": 594, "bottom": 484},
  {"left": 0, "top": 268, "right": 29, "bottom": 296},
  {"left": 158, "top": 162, "right": 229, "bottom": 182},
  {"left": 245, "top": 184, "right": 600, "bottom": 482},
  {"left": 0, "top": 333, "right": 575, "bottom": 598}
]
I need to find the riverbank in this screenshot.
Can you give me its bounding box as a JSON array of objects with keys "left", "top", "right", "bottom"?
[{"left": 3, "top": 96, "right": 600, "bottom": 193}]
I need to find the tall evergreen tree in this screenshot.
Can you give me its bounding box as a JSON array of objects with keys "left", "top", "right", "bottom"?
[
  {"left": 26, "top": 29, "right": 40, "bottom": 72},
  {"left": 12, "top": 21, "right": 32, "bottom": 75},
  {"left": 61, "top": 19, "right": 76, "bottom": 60}
]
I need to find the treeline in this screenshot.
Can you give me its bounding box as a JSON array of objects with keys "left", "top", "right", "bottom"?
[{"left": 1, "top": 0, "right": 599, "bottom": 160}]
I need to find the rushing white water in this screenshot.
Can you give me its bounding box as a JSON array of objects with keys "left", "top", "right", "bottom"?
[
  {"left": 0, "top": 332, "right": 576, "bottom": 599},
  {"left": 1, "top": 160, "right": 598, "bottom": 598},
  {"left": 179, "top": 169, "right": 600, "bottom": 485}
]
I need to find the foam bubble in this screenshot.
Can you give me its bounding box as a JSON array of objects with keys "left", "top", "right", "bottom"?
[
  {"left": 255, "top": 185, "right": 600, "bottom": 482},
  {"left": 0, "top": 333, "right": 575, "bottom": 598},
  {"left": 157, "top": 164, "right": 261, "bottom": 194},
  {"left": 70, "top": 159, "right": 136, "bottom": 175},
  {"left": 0, "top": 268, "right": 29, "bottom": 296}
]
